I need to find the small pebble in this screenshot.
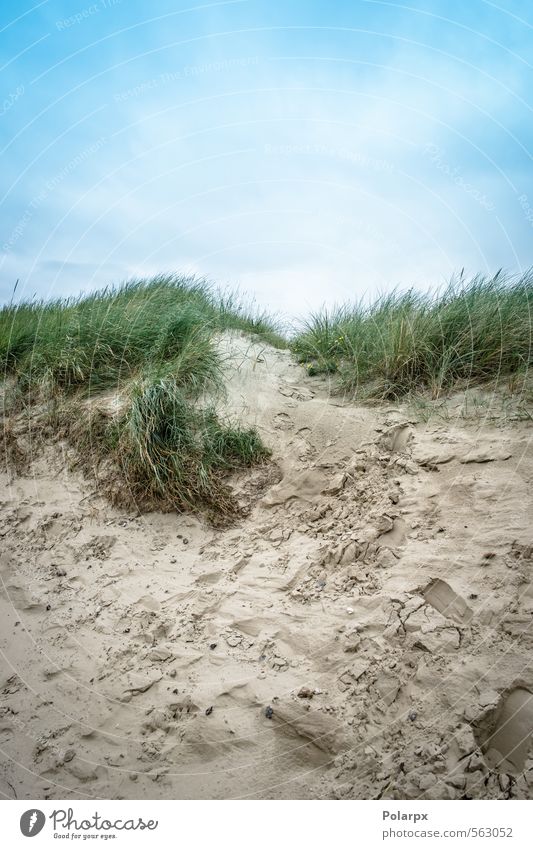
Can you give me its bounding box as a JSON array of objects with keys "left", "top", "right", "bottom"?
[
  {"left": 408, "top": 711, "right": 418, "bottom": 721},
  {"left": 209, "top": 643, "right": 217, "bottom": 650},
  {"left": 499, "top": 773, "right": 511, "bottom": 792},
  {"left": 264, "top": 705, "right": 274, "bottom": 719},
  {"left": 205, "top": 706, "right": 213, "bottom": 716},
  {"left": 297, "top": 687, "right": 314, "bottom": 699}
]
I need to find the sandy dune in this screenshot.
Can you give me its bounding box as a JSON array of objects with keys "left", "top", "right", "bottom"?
[{"left": 1, "top": 335, "right": 533, "bottom": 799}]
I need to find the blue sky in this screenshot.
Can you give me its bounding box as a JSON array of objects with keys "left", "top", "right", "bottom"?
[{"left": 1, "top": 0, "right": 533, "bottom": 317}]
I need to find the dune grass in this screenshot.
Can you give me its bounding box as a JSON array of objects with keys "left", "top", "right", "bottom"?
[
  {"left": 0, "top": 273, "right": 286, "bottom": 395},
  {"left": 291, "top": 271, "right": 533, "bottom": 399},
  {"left": 1, "top": 274, "right": 282, "bottom": 516},
  {"left": 60, "top": 377, "right": 269, "bottom": 517},
  {"left": 4, "top": 268, "right": 532, "bottom": 510}
]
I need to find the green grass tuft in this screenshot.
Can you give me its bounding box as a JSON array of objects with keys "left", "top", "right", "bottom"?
[
  {"left": 60, "top": 377, "right": 270, "bottom": 517},
  {"left": 0, "top": 274, "right": 286, "bottom": 396},
  {"left": 1, "top": 274, "right": 281, "bottom": 516},
  {"left": 291, "top": 271, "right": 533, "bottom": 399}
]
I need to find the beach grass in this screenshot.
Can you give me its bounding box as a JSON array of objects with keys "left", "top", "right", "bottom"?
[
  {"left": 291, "top": 271, "right": 533, "bottom": 399},
  {"left": 1, "top": 274, "right": 282, "bottom": 515},
  {"left": 0, "top": 273, "right": 286, "bottom": 395}
]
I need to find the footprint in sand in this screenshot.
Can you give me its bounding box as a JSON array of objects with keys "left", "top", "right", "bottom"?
[
  {"left": 378, "top": 423, "right": 414, "bottom": 454},
  {"left": 273, "top": 412, "right": 293, "bottom": 431},
  {"left": 422, "top": 578, "right": 473, "bottom": 625},
  {"left": 278, "top": 383, "right": 315, "bottom": 401},
  {"left": 477, "top": 688, "right": 533, "bottom": 773},
  {"left": 194, "top": 571, "right": 222, "bottom": 586}
]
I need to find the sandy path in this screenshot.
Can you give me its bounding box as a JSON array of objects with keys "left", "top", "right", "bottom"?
[{"left": 1, "top": 335, "right": 533, "bottom": 800}]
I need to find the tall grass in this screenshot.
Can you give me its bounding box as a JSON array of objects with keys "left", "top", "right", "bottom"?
[
  {"left": 291, "top": 271, "right": 533, "bottom": 398},
  {"left": 0, "top": 274, "right": 286, "bottom": 395},
  {"left": 1, "top": 274, "right": 282, "bottom": 516},
  {"left": 61, "top": 377, "right": 269, "bottom": 517}
]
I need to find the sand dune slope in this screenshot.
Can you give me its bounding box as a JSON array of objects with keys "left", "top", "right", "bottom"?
[{"left": 1, "top": 335, "right": 533, "bottom": 800}]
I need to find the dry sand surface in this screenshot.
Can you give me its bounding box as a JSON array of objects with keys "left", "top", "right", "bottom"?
[{"left": 1, "top": 334, "right": 533, "bottom": 800}]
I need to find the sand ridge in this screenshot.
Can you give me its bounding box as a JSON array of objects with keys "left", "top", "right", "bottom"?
[{"left": 1, "top": 334, "right": 533, "bottom": 799}]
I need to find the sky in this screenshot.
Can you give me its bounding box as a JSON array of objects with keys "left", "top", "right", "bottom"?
[{"left": 1, "top": 0, "right": 533, "bottom": 319}]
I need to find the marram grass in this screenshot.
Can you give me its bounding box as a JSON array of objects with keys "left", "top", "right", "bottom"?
[
  {"left": 61, "top": 377, "right": 269, "bottom": 518},
  {"left": 3, "top": 270, "right": 532, "bottom": 514},
  {"left": 291, "top": 271, "right": 533, "bottom": 399},
  {"left": 1, "top": 274, "right": 281, "bottom": 516},
  {"left": 0, "top": 273, "right": 286, "bottom": 395}
]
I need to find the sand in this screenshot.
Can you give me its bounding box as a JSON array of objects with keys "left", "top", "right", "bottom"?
[{"left": 1, "top": 334, "right": 533, "bottom": 800}]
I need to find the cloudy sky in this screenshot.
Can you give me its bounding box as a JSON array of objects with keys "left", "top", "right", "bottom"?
[{"left": 1, "top": 0, "right": 533, "bottom": 318}]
